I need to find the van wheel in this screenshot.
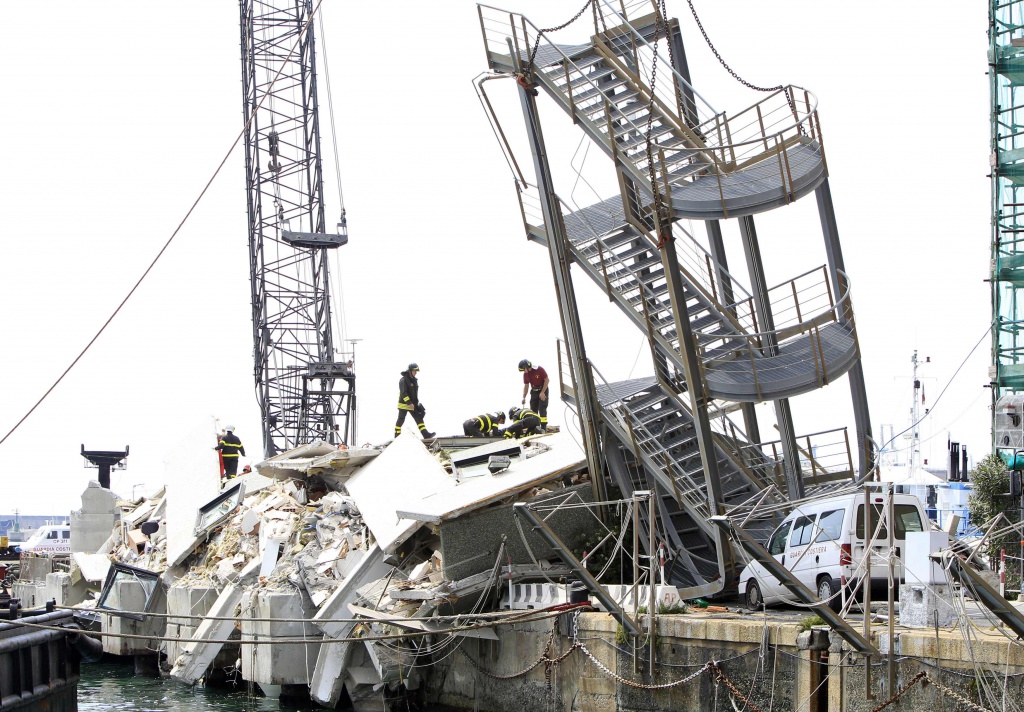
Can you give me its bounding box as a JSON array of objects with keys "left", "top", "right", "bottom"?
[
  {"left": 817, "top": 576, "right": 839, "bottom": 612},
  {"left": 745, "top": 580, "right": 763, "bottom": 610}
]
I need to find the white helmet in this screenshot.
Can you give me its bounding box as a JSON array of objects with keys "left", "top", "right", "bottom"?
[{"left": 225, "top": 425, "right": 236, "bottom": 432}]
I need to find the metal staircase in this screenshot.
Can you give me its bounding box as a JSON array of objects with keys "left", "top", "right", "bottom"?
[
  {"left": 523, "top": 190, "right": 861, "bottom": 402},
  {"left": 558, "top": 348, "right": 851, "bottom": 596},
  {"left": 480, "top": 6, "right": 828, "bottom": 220},
  {"left": 591, "top": 375, "right": 771, "bottom": 595},
  {"left": 480, "top": 1, "right": 867, "bottom": 598}
]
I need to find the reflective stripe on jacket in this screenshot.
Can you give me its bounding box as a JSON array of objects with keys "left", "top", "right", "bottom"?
[
  {"left": 397, "top": 370, "right": 419, "bottom": 410},
  {"left": 216, "top": 433, "right": 245, "bottom": 458}
]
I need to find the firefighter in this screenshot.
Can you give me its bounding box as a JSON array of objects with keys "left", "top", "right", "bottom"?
[
  {"left": 463, "top": 411, "right": 505, "bottom": 437},
  {"left": 395, "top": 363, "right": 435, "bottom": 438},
  {"left": 502, "top": 406, "right": 543, "bottom": 439},
  {"left": 215, "top": 425, "right": 246, "bottom": 478},
  {"left": 519, "top": 359, "right": 549, "bottom": 432}
]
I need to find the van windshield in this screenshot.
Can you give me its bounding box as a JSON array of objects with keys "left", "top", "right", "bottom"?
[{"left": 855, "top": 504, "right": 925, "bottom": 539}]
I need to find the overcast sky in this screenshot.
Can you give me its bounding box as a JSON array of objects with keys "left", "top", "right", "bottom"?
[{"left": 0, "top": 2, "right": 989, "bottom": 517}]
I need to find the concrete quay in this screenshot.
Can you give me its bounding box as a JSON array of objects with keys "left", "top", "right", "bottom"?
[{"left": 426, "top": 610, "right": 1024, "bottom": 712}]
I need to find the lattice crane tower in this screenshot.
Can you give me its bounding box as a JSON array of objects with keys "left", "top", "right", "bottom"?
[{"left": 239, "top": 0, "right": 353, "bottom": 456}]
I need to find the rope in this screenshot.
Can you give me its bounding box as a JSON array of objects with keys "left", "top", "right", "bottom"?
[
  {"left": 684, "top": 0, "right": 782, "bottom": 93},
  {"left": 0, "top": 0, "right": 325, "bottom": 449},
  {"left": 10, "top": 603, "right": 586, "bottom": 646}
]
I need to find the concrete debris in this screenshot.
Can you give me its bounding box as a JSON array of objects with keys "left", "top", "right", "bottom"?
[{"left": 49, "top": 432, "right": 590, "bottom": 708}]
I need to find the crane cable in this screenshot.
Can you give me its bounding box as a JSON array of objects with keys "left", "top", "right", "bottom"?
[
  {"left": 0, "top": 0, "right": 325, "bottom": 450},
  {"left": 316, "top": 9, "right": 350, "bottom": 350}
]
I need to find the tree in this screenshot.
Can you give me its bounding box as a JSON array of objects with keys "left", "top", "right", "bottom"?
[{"left": 967, "top": 453, "right": 1021, "bottom": 578}]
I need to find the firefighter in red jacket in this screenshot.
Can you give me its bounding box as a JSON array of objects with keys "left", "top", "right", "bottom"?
[
  {"left": 519, "top": 359, "right": 549, "bottom": 432},
  {"left": 395, "top": 363, "right": 435, "bottom": 439}
]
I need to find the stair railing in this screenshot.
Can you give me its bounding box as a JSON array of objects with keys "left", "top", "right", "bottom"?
[
  {"left": 696, "top": 269, "right": 856, "bottom": 375},
  {"left": 735, "top": 427, "right": 855, "bottom": 490},
  {"left": 479, "top": 5, "right": 825, "bottom": 220}
]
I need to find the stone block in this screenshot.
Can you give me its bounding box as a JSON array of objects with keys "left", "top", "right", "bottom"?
[
  {"left": 70, "top": 512, "right": 118, "bottom": 554},
  {"left": 102, "top": 579, "right": 166, "bottom": 655},
  {"left": 898, "top": 583, "right": 957, "bottom": 627},
  {"left": 166, "top": 585, "right": 224, "bottom": 666},
  {"left": 11, "top": 582, "right": 46, "bottom": 609},
  {"left": 19, "top": 557, "right": 54, "bottom": 582},
  {"left": 45, "top": 572, "right": 87, "bottom": 607},
  {"left": 241, "top": 589, "right": 321, "bottom": 685},
  {"left": 80, "top": 482, "right": 120, "bottom": 513}
]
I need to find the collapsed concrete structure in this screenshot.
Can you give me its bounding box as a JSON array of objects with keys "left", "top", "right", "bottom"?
[{"left": 57, "top": 429, "right": 599, "bottom": 709}]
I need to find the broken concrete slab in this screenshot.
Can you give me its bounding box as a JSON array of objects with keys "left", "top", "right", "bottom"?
[
  {"left": 165, "top": 584, "right": 223, "bottom": 666},
  {"left": 309, "top": 545, "right": 391, "bottom": 708},
  {"left": 169, "top": 558, "right": 261, "bottom": 685},
  {"left": 310, "top": 626, "right": 359, "bottom": 708},
  {"left": 399, "top": 431, "right": 585, "bottom": 524},
  {"left": 170, "top": 583, "right": 245, "bottom": 684},
  {"left": 165, "top": 425, "right": 224, "bottom": 567},
  {"left": 45, "top": 572, "right": 87, "bottom": 608},
  {"left": 345, "top": 432, "right": 451, "bottom": 553},
  {"left": 255, "top": 441, "right": 342, "bottom": 480},
  {"left": 101, "top": 579, "right": 166, "bottom": 655}
]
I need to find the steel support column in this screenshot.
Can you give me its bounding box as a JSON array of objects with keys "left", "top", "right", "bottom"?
[
  {"left": 514, "top": 54, "right": 606, "bottom": 505},
  {"left": 739, "top": 216, "right": 803, "bottom": 500},
  {"left": 706, "top": 219, "right": 760, "bottom": 445},
  {"left": 816, "top": 179, "right": 873, "bottom": 478}
]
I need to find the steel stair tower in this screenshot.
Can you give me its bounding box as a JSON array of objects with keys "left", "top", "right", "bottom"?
[
  {"left": 239, "top": 0, "right": 354, "bottom": 456},
  {"left": 990, "top": 0, "right": 1024, "bottom": 446},
  {"left": 478, "top": 1, "right": 872, "bottom": 596}
]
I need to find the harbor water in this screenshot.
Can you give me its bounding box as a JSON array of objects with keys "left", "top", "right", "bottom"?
[
  {"left": 78, "top": 659, "right": 457, "bottom": 711},
  {"left": 79, "top": 660, "right": 315, "bottom": 711}
]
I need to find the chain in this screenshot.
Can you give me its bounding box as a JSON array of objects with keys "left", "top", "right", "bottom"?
[
  {"left": 578, "top": 642, "right": 710, "bottom": 690},
  {"left": 524, "top": 0, "right": 595, "bottom": 76},
  {"left": 460, "top": 623, "right": 570, "bottom": 681},
  {"left": 866, "top": 671, "right": 926, "bottom": 712},
  {"left": 708, "top": 661, "right": 766, "bottom": 712},
  {"left": 925, "top": 674, "right": 995, "bottom": 712},
  {"left": 685, "top": 0, "right": 781, "bottom": 93},
  {"left": 643, "top": 1, "right": 668, "bottom": 248}
]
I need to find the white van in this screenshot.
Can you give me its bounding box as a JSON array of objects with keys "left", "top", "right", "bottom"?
[
  {"left": 739, "top": 488, "right": 931, "bottom": 610},
  {"left": 21, "top": 524, "right": 72, "bottom": 554}
]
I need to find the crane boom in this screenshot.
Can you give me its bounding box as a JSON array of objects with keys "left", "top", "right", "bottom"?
[{"left": 239, "top": 0, "right": 353, "bottom": 456}]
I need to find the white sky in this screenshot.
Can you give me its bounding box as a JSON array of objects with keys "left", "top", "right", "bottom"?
[{"left": 0, "top": 2, "right": 990, "bottom": 516}]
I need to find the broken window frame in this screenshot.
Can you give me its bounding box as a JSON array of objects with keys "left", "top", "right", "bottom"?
[
  {"left": 193, "top": 482, "right": 247, "bottom": 538},
  {"left": 96, "top": 561, "right": 161, "bottom": 621}
]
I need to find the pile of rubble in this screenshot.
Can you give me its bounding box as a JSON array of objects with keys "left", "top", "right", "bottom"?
[{"left": 66, "top": 429, "right": 592, "bottom": 709}]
